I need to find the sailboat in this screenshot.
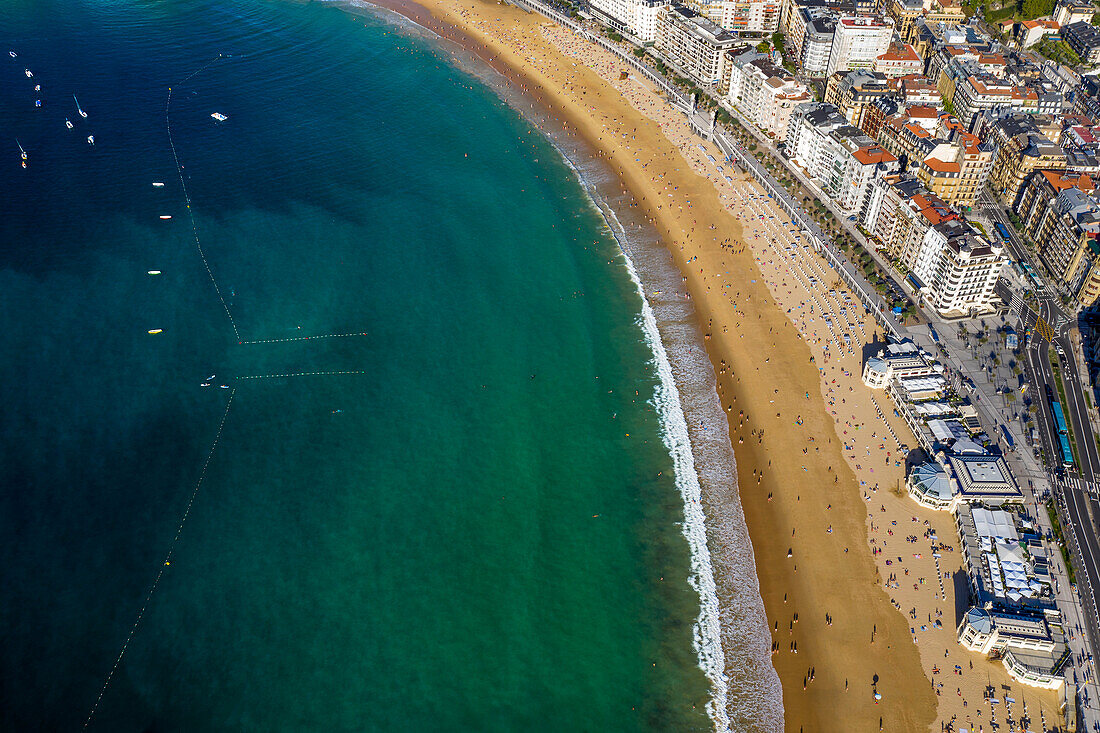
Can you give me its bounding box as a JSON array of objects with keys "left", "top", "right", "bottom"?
[
  {"left": 74, "top": 95, "right": 87, "bottom": 118},
  {"left": 86, "top": 135, "right": 94, "bottom": 145},
  {"left": 23, "top": 68, "right": 31, "bottom": 77},
  {"left": 8, "top": 51, "right": 16, "bottom": 58},
  {"left": 16, "top": 139, "right": 26, "bottom": 160}
]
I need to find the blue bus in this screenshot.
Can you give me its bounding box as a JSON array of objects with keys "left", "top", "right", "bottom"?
[
  {"left": 994, "top": 221, "right": 1011, "bottom": 243},
  {"left": 1060, "top": 433, "right": 1074, "bottom": 467},
  {"left": 1047, "top": 400, "right": 1064, "bottom": 433},
  {"left": 1052, "top": 400, "right": 1068, "bottom": 435}
]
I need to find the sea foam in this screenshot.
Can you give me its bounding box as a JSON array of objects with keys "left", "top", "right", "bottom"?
[
  {"left": 591, "top": 189, "right": 783, "bottom": 732},
  {"left": 343, "top": 2, "right": 782, "bottom": 726}
]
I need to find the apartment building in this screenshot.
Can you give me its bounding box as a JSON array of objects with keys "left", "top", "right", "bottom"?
[
  {"left": 951, "top": 74, "right": 1039, "bottom": 131},
  {"left": 800, "top": 12, "right": 839, "bottom": 75},
  {"left": 987, "top": 114, "right": 1067, "bottom": 207},
  {"left": 875, "top": 112, "right": 994, "bottom": 208},
  {"left": 1063, "top": 21, "right": 1100, "bottom": 64},
  {"left": 781, "top": 0, "right": 857, "bottom": 61},
  {"left": 685, "top": 0, "right": 781, "bottom": 33},
  {"left": 1017, "top": 170, "right": 1097, "bottom": 232},
  {"left": 587, "top": 0, "right": 670, "bottom": 40},
  {"left": 1014, "top": 19, "right": 1061, "bottom": 49},
  {"left": 885, "top": 0, "right": 923, "bottom": 43},
  {"left": 874, "top": 42, "right": 923, "bottom": 77},
  {"left": 656, "top": 6, "right": 741, "bottom": 86},
  {"left": 1066, "top": 147, "right": 1100, "bottom": 179},
  {"left": 1054, "top": 0, "right": 1096, "bottom": 25},
  {"left": 786, "top": 102, "right": 900, "bottom": 217},
  {"left": 892, "top": 74, "right": 941, "bottom": 105},
  {"left": 1074, "top": 75, "right": 1100, "bottom": 119},
  {"left": 727, "top": 50, "right": 813, "bottom": 137},
  {"left": 859, "top": 94, "right": 903, "bottom": 137},
  {"left": 930, "top": 48, "right": 1005, "bottom": 104},
  {"left": 824, "top": 69, "right": 891, "bottom": 127},
  {"left": 911, "top": 218, "right": 1005, "bottom": 315},
  {"left": 862, "top": 174, "right": 960, "bottom": 265},
  {"left": 825, "top": 15, "right": 895, "bottom": 78},
  {"left": 1016, "top": 175, "right": 1100, "bottom": 307}
]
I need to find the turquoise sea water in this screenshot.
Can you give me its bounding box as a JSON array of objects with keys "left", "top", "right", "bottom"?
[{"left": 0, "top": 0, "right": 743, "bottom": 729}]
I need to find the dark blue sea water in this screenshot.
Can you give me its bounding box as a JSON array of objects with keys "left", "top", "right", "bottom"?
[{"left": 0, "top": 0, "right": 747, "bottom": 729}]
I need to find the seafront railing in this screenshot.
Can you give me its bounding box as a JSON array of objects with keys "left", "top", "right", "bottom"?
[{"left": 504, "top": 0, "right": 900, "bottom": 342}]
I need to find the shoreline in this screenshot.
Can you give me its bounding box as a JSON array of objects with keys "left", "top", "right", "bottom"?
[
  {"left": 344, "top": 0, "right": 774, "bottom": 727},
  {"left": 338, "top": 0, "right": 1055, "bottom": 730},
  {"left": 346, "top": 0, "right": 782, "bottom": 726},
  {"left": 352, "top": 0, "right": 912, "bottom": 728}
]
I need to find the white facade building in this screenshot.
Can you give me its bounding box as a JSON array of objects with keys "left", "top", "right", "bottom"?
[
  {"left": 588, "top": 0, "right": 670, "bottom": 40},
  {"left": 911, "top": 219, "right": 1006, "bottom": 316},
  {"left": 801, "top": 13, "right": 837, "bottom": 76},
  {"left": 785, "top": 102, "right": 898, "bottom": 217},
  {"left": 727, "top": 50, "right": 812, "bottom": 137},
  {"left": 656, "top": 5, "right": 741, "bottom": 85},
  {"left": 825, "top": 15, "right": 895, "bottom": 79},
  {"left": 685, "top": 0, "right": 781, "bottom": 34}
]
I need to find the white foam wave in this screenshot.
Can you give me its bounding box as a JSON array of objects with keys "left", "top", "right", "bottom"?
[
  {"left": 621, "top": 250, "right": 732, "bottom": 731},
  {"left": 517, "top": 86, "right": 781, "bottom": 733},
  {"left": 340, "top": 3, "right": 782, "bottom": 725}
]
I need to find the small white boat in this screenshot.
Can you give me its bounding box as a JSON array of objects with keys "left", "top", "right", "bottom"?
[
  {"left": 211, "top": 112, "right": 227, "bottom": 121},
  {"left": 74, "top": 95, "right": 86, "bottom": 118},
  {"left": 148, "top": 329, "right": 163, "bottom": 334},
  {"left": 9, "top": 51, "right": 16, "bottom": 58},
  {"left": 16, "top": 139, "right": 26, "bottom": 160},
  {"left": 21, "top": 161, "right": 26, "bottom": 169},
  {"left": 86, "top": 135, "right": 94, "bottom": 145},
  {"left": 24, "top": 68, "right": 31, "bottom": 77},
  {"left": 65, "top": 119, "right": 73, "bottom": 129},
  {"left": 152, "top": 182, "right": 165, "bottom": 187},
  {"left": 219, "top": 385, "right": 229, "bottom": 389},
  {"left": 159, "top": 215, "right": 172, "bottom": 220},
  {"left": 147, "top": 270, "right": 161, "bottom": 275},
  {"left": 200, "top": 382, "right": 210, "bottom": 387},
  {"left": 33, "top": 84, "right": 39, "bottom": 92}
]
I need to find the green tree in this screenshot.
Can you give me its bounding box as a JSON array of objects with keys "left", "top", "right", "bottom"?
[
  {"left": 771, "top": 32, "right": 785, "bottom": 55},
  {"left": 1021, "top": 0, "right": 1054, "bottom": 18},
  {"left": 756, "top": 41, "right": 771, "bottom": 53}
]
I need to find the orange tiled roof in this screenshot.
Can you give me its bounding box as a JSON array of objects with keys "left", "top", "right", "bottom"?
[
  {"left": 1040, "top": 169, "right": 1096, "bottom": 192},
  {"left": 924, "top": 156, "right": 961, "bottom": 174},
  {"left": 853, "top": 145, "right": 898, "bottom": 165}
]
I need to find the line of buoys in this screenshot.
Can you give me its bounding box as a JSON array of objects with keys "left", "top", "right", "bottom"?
[
  {"left": 237, "top": 331, "right": 368, "bottom": 345},
  {"left": 234, "top": 370, "right": 367, "bottom": 380},
  {"left": 164, "top": 55, "right": 239, "bottom": 342},
  {"left": 83, "top": 389, "right": 236, "bottom": 729}
]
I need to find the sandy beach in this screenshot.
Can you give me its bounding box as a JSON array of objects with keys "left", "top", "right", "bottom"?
[{"left": 369, "top": 0, "right": 1064, "bottom": 728}]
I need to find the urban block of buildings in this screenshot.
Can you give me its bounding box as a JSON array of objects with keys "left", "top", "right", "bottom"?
[{"left": 861, "top": 337, "right": 1066, "bottom": 690}]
